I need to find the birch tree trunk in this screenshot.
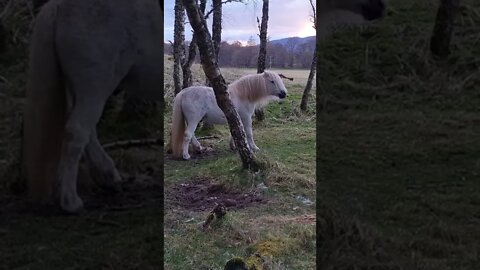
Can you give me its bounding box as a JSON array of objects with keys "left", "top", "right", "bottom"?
[
  {"left": 300, "top": 0, "right": 316, "bottom": 111},
  {"left": 182, "top": 0, "right": 256, "bottom": 169},
  {"left": 202, "top": 0, "right": 222, "bottom": 129},
  {"left": 300, "top": 47, "right": 317, "bottom": 111},
  {"left": 173, "top": 0, "right": 186, "bottom": 95},
  {"left": 212, "top": 0, "right": 222, "bottom": 61},
  {"left": 182, "top": 0, "right": 207, "bottom": 89},
  {"left": 430, "top": 0, "right": 460, "bottom": 58},
  {"left": 254, "top": 0, "right": 269, "bottom": 122}
]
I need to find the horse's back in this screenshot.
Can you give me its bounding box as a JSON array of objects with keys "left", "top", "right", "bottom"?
[
  {"left": 179, "top": 86, "right": 227, "bottom": 125},
  {"left": 54, "top": 0, "right": 163, "bottom": 99},
  {"left": 24, "top": 0, "right": 163, "bottom": 204}
]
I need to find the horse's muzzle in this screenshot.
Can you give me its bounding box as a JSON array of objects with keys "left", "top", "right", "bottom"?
[
  {"left": 279, "top": 91, "right": 287, "bottom": 99},
  {"left": 361, "top": 0, "right": 385, "bottom": 21}
]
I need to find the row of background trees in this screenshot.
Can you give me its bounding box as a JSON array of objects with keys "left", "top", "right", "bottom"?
[{"left": 165, "top": 37, "right": 316, "bottom": 69}]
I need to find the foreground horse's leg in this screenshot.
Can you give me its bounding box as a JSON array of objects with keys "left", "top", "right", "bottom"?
[
  {"left": 241, "top": 115, "right": 260, "bottom": 152},
  {"left": 57, "top": 92, "right": 109, "bottom": 213},
  {"left": 191, "top": 135, "right": 204, "bottom": 153},
  {"left": 84, "top": 130, "right": 121, "bottom": 191},
  {"left": 182, "top": 120, "right": 201, "bottom": 160}
]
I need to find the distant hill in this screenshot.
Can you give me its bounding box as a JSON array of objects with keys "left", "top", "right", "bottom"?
[
  {"left": 165, "top": 35, "right": 316, "bottom": 55},
  {"left": 269, "top": 36, "right": 315, "bottom": 47}
]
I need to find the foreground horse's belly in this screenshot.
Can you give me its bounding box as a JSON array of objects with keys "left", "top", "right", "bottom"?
[{"left": 204, "top": 107, "right": 227, "bottom": 125}]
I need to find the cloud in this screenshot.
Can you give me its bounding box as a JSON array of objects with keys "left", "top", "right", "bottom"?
[{"left": 164, "top": 0, "right": 315, "bottom": 43}]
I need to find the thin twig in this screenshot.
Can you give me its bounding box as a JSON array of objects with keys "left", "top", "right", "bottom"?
[
  {"left": 197, "top": 135, "right": 220, "bottom": 140},
  {"left": 102, "top": 138, "right": 163, "bottom": 150},
  {"left": 104, "top": 203, "right": 148, "bottom": 212},
  {"left": 95, "top": 213, "right": 125, "bottom": 228},
  {"left": 279, "top": 74, "right": 294, "bottom": 81}
]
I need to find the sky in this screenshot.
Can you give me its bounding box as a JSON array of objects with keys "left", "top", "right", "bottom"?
[{"left": 164, "top": 0, "right": 316, "bottom": 45}]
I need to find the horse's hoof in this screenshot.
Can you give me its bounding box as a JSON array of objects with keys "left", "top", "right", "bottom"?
[
  {"left": 60, "top": 195, "right": 84, "bottom": 214},
  {"left": 182, "top": 154, "right": 191, "bottom": 160},
  {"left": 93, "top": 169, "right": 122, "bottom": 193}
]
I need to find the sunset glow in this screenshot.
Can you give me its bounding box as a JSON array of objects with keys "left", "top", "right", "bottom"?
[
  {"left": 297, "top": 21, "right": 316, "bottom": 37},
  {"left": 164, "top": 0, "right": 316, "bottom": 42}
]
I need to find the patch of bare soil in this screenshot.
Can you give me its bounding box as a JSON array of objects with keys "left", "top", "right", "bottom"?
[{"left": 167, "top": 177, "right": 266, "bottom": 211}]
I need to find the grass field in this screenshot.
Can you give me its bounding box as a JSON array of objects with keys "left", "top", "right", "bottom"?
[
  {"left": 163, "top": 56, "right": 316, "bottom": 269},
  {"left": 317, "top": 0, "right": 480, "bottom": 269}
]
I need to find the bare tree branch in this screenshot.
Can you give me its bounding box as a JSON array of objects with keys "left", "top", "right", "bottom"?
[
  {"left": 204, "top": 0, "right": 244, "bottom": 19},
  {"left": 309, "top": 0, "right": 316, "bottom": 27}
]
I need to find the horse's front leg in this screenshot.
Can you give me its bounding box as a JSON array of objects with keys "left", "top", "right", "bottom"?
[{"left": 240, "top": 114, "right": 260, "bottom": 152}]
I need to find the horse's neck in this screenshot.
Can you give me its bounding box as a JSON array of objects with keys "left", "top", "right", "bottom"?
[{"left": 228, "top": 80, "right": 256, "bottom": 109}]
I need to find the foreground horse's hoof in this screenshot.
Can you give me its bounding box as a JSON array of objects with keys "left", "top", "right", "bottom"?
[
  {"left": 93, "top": 169, "right": 122, "bottom": 193},
  {"left": 182, "top": 154, "right": 191, "bottom": 160},
  {"left": 60, "top": 195, "right": 84, "bottom": 214}
]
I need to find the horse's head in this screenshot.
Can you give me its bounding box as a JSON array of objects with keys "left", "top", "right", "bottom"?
[
  {"left": 321, "top": 0, "right": 386, "bottom": 21},
  {"left": 263, "top": 71, "right": 287, "bottom": 100}
]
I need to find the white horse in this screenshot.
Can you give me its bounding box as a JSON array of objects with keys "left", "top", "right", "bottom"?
[
  {"left": 170, "top": 71, "right": 287, "bottom": 160},
  {"left": 23, "top": 0, "right": 163, "bottom": 213}
]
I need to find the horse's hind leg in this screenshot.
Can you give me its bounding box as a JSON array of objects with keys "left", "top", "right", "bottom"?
[
  {"left": 182, "top": 119, "right": 202, "bottom": 160},
  {"left": 57, "top": 89, "right": 111, "bottom": 213},
  {"left": 191, "top": 135, "right": 204, "bottom": 153},
  {"left": 84, "top": 130, "right": 121, "bottom": 191}
]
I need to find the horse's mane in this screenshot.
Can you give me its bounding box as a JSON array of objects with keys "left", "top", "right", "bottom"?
[{"left": 228, "top": 73, "right": 268, "bottom": 103}]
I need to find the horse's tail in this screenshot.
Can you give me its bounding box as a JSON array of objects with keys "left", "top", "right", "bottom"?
[
  {"left": 170, "top": 91, "right": 186, "bottom": 158},
  {"left": 23, "top": 1, "right": 65, "bottom": 204}
]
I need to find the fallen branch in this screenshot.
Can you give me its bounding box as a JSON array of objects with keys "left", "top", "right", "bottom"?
[
  {"left": 104, "top": 203, "right": 148, "bottom": 212},
  {"left": 96, "top": 213, "right": 125, "bottom": 228},
  {"left": 102, "top": 138, "right": 163, "bottom": 150},
  {"left": 279, "top": 74, "right": 294, "bottom": 81},
  {"left": 197, "top": 135, "right": 220, "bottom": 140}
]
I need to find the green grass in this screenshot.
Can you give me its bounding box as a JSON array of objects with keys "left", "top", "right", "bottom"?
[
  {"left": 317, "top": 0, "right": 480, "bottom": 269},
  {"left": 1, "top": 208, "right": 162, "bottom": 270}
]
